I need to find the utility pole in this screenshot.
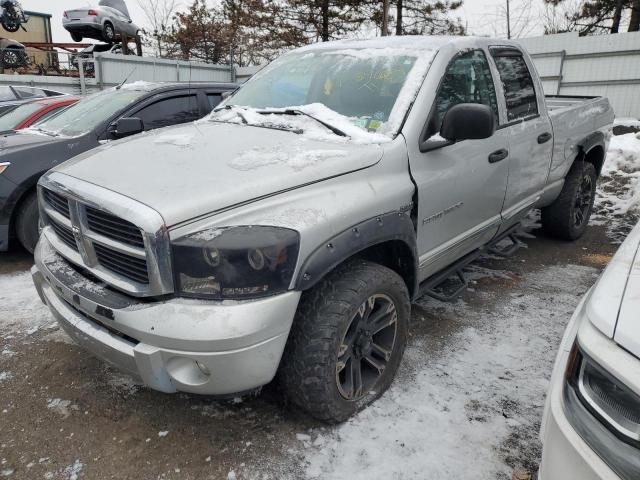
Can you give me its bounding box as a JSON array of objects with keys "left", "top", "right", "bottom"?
[
  {"left": 382, "top": 0, "right": 389, "bottom": 36},
  {"left": 506, "top": 0, "right": 511, "bottom": 39}
]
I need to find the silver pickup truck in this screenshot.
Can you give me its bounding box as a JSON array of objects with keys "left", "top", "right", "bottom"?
[{"left": 31, "top": 36, "right": 614, "bottom": 423}]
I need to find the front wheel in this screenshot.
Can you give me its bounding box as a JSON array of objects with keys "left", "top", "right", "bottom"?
[
  {"left": 541, "top": 161, "right": 597, "bottom": 240},
  {"left": 278, "top": 260, "right": 410, "bottom": 423},
  {"left": 70, "top": 32, "right": 83, "bottom": 42}
]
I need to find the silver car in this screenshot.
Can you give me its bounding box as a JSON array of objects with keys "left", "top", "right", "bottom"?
[{"left": 63, "top": 0, "right": 139, "bottom": 43}]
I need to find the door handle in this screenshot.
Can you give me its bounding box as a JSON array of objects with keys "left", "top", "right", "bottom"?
[
  {"left": 537, "top": 132, "right": 552, "bottom": 144},
  {"left": 488, "top": 149, "right": 509, "bottom": 164}
]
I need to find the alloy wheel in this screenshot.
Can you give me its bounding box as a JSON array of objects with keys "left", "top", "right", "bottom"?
[{"left": 336, "top": 294, "right": 398, "bottom": 401}]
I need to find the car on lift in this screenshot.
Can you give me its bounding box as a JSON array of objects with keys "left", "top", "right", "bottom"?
[
  {"left": 63, "top": 0, "right": 140, "bottom": 43},
  {"left": 0, "top": 85, "right": 66, "bottom": 116},
  {"left": 0, "top": 96, "right": 79, "bottom": 133}
]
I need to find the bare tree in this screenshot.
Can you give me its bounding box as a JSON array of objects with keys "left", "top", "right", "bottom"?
[
  {"left": 483, "top": 0, "right": 538, "bottom": 39},
  {"left": 541, "top": 0, "right": 583, "bottom": 33},
  {"left": 137, "top": 0, "right": 179, "bottom": 56}
]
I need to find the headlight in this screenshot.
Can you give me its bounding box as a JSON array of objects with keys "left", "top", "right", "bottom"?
[
  {"left": 172, "top": 226, "right": 300, "bottom": 300},
  {"left": 575, "top": 354, "right": 640, "bottom": 442},
  {"left": 563, "top": 344, "right": 640, "bottom": 479}
]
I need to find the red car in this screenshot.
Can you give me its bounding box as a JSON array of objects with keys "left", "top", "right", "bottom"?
[{"left": 0, "top": 96, "right": 79, "bottom": 132}]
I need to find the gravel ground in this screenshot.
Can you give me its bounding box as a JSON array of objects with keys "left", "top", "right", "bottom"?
[{"left": 0, "top": 220, "right": 620, "bottom": 480}]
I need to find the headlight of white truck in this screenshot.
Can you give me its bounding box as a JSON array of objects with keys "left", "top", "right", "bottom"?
[{"left": 171, "top": 226, "right": 300, "bottom": 300}]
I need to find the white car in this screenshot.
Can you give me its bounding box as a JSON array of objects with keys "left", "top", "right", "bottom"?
[
  {"left": 539, "top": 221, "right": 640, "bottom": 479},
  {"left": 63, "top": 0, "right": 139, "bottom": 43}
]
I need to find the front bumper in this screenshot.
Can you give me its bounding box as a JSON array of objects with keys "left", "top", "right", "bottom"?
[{"left": 32, "top": 236, "right": 301, "bottom": 396}]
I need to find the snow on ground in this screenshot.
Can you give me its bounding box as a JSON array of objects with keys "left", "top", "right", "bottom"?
[
  {"left": 291, "top": 263, "right": 597, "bottom": 480},
  {"left": 0, "top": 271, "right": 54, "bottom": 337},
  {"left": 593, "top": 132, "right": 640, "bottom": 242}
]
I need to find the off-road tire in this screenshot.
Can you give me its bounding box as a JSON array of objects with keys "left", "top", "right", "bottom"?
[
  {"left": 278, "top": 260, "right": 410, "bottom": 423},
  {"left": 71, "top": 32, "right": 83, "bottom": 42},
  {"left": 541, "top": 161, "right": 597, "bottom": 241},
  {"left": 16, "top": 192, "right": 39, "bottom": 254}
]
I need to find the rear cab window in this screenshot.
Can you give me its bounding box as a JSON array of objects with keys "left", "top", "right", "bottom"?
[{"left": 490, "top": 48, "right": 538, "bottom": 122}]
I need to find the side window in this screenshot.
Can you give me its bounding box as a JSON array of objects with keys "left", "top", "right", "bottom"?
[
  {"left": 207, "top": 93, "right": 222, "bottom": 108},
  {"left": 134, "top": 95, "right": 200, "bottom": 130},
  {"left": 431, "top": 50, "right": 498, "bottom": 134},
  {"left": 492, "top": 52, "right": 538, "bottom": 122},
  {"left": 14, "top": 87, "right": 46, "bottom": 99}
]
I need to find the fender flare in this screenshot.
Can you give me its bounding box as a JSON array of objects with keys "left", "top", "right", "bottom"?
[
  {"left": 576, "top": 130, "right": 605, "bottom": 156},
  {"left": 294, "top": 210, "right": 418, "bottom": 295}
]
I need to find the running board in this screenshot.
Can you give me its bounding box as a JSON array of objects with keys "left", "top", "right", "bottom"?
[{"left": 418, "top": 223, "right": 523, "bottom": 302}]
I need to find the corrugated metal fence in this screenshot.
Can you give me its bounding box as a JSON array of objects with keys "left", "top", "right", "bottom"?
[
  {"left": 518, "top": 31, "right": 640, "bottom": 118},
  {"left": 0, "top": 50, "right": 234, "bottom": 96}
]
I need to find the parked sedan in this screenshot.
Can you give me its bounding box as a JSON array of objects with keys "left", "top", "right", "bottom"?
[
  {"left": 0, "top": 81, "right": 235, "bottom": 253},
  {"left": 0, "top": 85, "right": 66, "bottom": 115},
  {"left": 0, "top": 96, "right": 79, "bottom": 133},
  {"left": 63, "top": 0, "right": 140, "bottom": 43},
  {"left": 539, "top": 221, "right": 640, "bottom": 479}
]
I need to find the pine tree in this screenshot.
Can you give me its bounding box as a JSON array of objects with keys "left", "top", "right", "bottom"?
[{"left": 544, "top": 0, "right": 640, "bottom": 34}]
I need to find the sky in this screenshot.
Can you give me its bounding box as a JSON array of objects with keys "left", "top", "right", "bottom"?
[{"left": 25, "top": 0, "right": 547, "bottom": 44}]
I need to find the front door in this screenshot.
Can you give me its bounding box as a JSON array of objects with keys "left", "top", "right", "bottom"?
[{"left": 408, "top": 49, "right": 510, "bottom": 280}]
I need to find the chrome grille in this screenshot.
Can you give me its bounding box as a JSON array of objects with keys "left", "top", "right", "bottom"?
[
  {"left": 50, "top": 219, "right": 78, "bottom": 251},
  {"left": 86, "top": 206, "right": 145, "bottom": 249},
  {"left": 38, "top": 172, "right": 175, "bottom": 297},
  {"left": 94, "top": 243, "right": 149, "bottom": 284},
  {"left": 43, "top": 189, "right": 70, "bottom": 219}
]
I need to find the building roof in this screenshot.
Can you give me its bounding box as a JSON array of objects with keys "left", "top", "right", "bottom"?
[{"left": 24, "top": 11, "right": 52, "bottom": 19}]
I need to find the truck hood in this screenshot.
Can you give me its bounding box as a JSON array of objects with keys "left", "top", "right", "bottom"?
[
  {"left": 56, "top": 121, "right": 384, "bottom": 226},
  {"left": 587, "top": 222, "right": 640, "bottom": 359},
  {"left": 613, "top": 230, "right": 640, "bottom": 359}
]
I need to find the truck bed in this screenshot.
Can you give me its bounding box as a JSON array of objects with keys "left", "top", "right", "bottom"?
[{"left": 545, "top": 94, "right": 600, "bottom": 112}]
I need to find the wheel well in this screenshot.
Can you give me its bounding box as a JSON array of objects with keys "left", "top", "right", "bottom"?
[
  {"left": 354, "top": 240, "right": 417, "bottom": 299},
  {"left": 583, "top": 145, "right": 605, "bottom": 176}
]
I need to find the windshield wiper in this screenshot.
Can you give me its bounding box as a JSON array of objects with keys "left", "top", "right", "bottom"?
[{"left": 258, "top": 109, "right": 349, "bottom": 138}]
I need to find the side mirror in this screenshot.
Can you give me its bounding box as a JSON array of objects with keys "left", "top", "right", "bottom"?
[
  {"left": 440, "top": 103, "right": 495, "bottom": 142},
  {"left": 109, "top": 117, "right": 143, "bottom": 138}
]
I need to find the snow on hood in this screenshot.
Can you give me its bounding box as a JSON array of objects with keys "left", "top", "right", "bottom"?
[
  {"left": 207, "top": 104, "right": 391, "bottom": 144},
  {"left": 54, "top": 121, "right": 384, "bottom": 226}
]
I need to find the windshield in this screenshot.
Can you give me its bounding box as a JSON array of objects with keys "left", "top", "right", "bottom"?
[
  {"left": 36, "top": 88, "right": 146, "bottom": 137},
  {"left": 0, "top": 102, "right": 43, "bottom": 131},
  {"left": 227, "top": 50, "right": 419, "bottom": 135}
]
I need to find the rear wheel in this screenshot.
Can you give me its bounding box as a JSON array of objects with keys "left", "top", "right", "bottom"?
[
  {"left": 278, "top": 260, "right": 410, "bottom": 423},
  {"left": 541, "top": 161, "right": 597, "bottom": 240},
  {"left": 2, "top": 48, "right": 27, "bottom": 69},
  {"left": 70, "top": 32, "right": 83, "bottom": 42},
  {"left": 103, "top": 22, "right": 115, "bottom": 42},
  {"left": 16, "top": 192, "right": 39, "bottom": 254}
]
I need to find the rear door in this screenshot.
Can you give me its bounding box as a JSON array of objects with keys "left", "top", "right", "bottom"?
[
  {"left": 490, "top": 47, "right": 553, "bottom": 229},
  {"left": 408, "top": 49, "right": 510, "bottom": 279}
]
